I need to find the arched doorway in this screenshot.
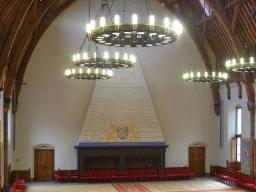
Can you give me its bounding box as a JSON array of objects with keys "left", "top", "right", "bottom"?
[
  {"left": 34, "top": 145, "right": 54, "bottom": 181},
  {"left": 189, "top": 143, "right": 206, "bottom": 176}
]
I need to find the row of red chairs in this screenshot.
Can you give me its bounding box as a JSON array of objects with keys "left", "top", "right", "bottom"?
[
  {"left": 11, "top": 175, "right": 25, "bottom": 192},
  {"left": 55, "top": 167, "right": 195, "bottom": 182},
  {"left": 216, "top": 168, "right": 256, "bottom": 190}
]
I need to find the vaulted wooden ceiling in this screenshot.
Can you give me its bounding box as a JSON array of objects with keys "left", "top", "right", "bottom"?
[{"left": 0, "top": 0, "right": 255, "bottom": 111}]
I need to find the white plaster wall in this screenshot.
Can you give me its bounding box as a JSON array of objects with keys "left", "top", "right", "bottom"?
[
  {"left": 219, "top": 83, "right": 254, "bottom": 171},
  {"left": 138, "top": 33, "right": 218, "bottom": 172},
  {"left": 14, "top": 0, "right": 218, "bottom": 176}
]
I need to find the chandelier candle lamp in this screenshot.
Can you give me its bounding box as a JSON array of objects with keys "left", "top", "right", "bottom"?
[
  {"left": 226, "top": 57, "right": 256, "bottom": 72},
  {"left": 65, "top": 68, "right": 113, "bottom": 80},
  {"left": 183, "top": 71, "right": 228, "bottom": 83},
  {"left": 72, "top": 51, "right": 136, "bottom": 69},
  {"left": 86, "top": 0, "right": 182, "bottom": 47}
]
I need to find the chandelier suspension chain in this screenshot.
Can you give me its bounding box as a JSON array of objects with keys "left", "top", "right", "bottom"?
[
  {"left": 145, "top": 0, "right": 149, "bottom": 16},
  {"left": 123, "top": 0, "right": 126, "bottom": 23},
  {"left": 147, "top": 0, "right": 153, "bottom": 13}
]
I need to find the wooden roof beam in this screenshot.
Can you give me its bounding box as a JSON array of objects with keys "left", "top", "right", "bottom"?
[
  {"left": 204, "top": 0, "right": 243, "bottom": 57},
  {"left": 232, "top": 3, "right": 241, "bottom": 35},
  {"left": 0, "top": 1, "right": 33, "bottom": 85},
  {"left": 15, "top": 0, "right": 78, "bottom": 103},
  {"left": 4, "top": 0, "right": 58, "bottom": 99}
]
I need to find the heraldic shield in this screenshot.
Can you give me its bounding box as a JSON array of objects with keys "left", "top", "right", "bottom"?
[{"left": 117, "top": 126, "right": 128, "bottom": 140}]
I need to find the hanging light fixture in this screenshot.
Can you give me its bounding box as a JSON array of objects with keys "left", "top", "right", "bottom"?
[
  {"left": 183, "top": 54, "right": 228, "bottom": 83},
  {"left": 72, "top": 51, "right": 135, "bottom": 69},
  {"left": 65, "top": 0, "right": 136, "bottom": 81},
  {"left": 183, "top": 71, "right": 228, "bottom": 83},
  {"left": 86, "top": 0, "right": 182, "bottom": 47},
  {"left": 226, "top": 46, "right": 256, "bottom": 72},
  {"left": 65, "top": 68, "right": 113, "bottom": 80}
]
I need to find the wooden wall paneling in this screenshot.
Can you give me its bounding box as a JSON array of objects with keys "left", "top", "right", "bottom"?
[
  {"left": 11, "top": 170, "right": 30, "bottom": 183},
  {"left": 210, "top": 164, "right": 221, "bottom": 176}
]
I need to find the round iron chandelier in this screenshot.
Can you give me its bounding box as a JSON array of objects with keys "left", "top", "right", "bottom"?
[
  {"left": 225, "top": 46, "right": 256, "bottom": 72},
  {"left": 86, "top": 0, "right": 182, "bottom": 47},
  {"left": 72, "top": 51, "right": 135, "bottom": 69},
  {"left": 226, "top": 57, "right": 256, "bottom": 72},
  {"left": 183, "top": 52, "right": 228, "bottom": 83},
  {"left": 183, "top": 71, "right": 228, "bottom": 83},
  {"left": 65, "top": 68, "right": 113, "bottom": 80}
]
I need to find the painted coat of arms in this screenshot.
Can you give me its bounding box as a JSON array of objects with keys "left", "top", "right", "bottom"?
[
  {"left": 117, "top": 126, "right": 128, "bottom": 140},
  {"left": 106, "top": 119, "right": 139, "bottom": 142}
]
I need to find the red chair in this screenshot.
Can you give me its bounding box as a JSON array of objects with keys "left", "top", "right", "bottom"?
[
  {"left": 98, "top": 169, "right": 105, "bottom": 182},
  {"left": 71, "top": 170, "right": 78, "bottom": 180},
  {"left": 128, "top": 169, "right": 136, "bottom": 181},
  {"left": 159, "top": 169, "right": 166, "bottom": 180},
  {"left": 104, "top": 169, "right": 112, "bottom": 182},
  {"left": 54, "top": 171, "right": 61, "bottom": 180},
  {"left": 111, "top": 169, "right": 117, "bottom": 182},
  {"left": 177, "top": 168, "right": 184, "bottom": 180},
  {"left": 81, "top": 171, "right": 89, "bottom": 181},
  {"left": 188, "top": 168, "right": 195, "bottom": 177},
  {"left": 87, "top": 170, "right": 97, "bottom": 182},
  {"left": 151, "top": 169, "right": 159, "bottom": 181},
  {"left": 140, "top": 169, "right": 148, "bottom": 181},
  {"left": 118, "top": 170, "right": 129, "bottom": 182},
  {"left": 60, "top": 170, "right": 68, "bottom": 180}
]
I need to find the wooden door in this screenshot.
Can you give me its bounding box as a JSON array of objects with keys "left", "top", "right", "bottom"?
[
  {"left": 34, "top": 149, "right": 54, "bottom": 181},
  {"left": 189, "top": 147, "right": 205, "bottom": 176}
]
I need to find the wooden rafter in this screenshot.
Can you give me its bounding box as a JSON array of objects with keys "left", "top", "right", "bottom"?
[
  {"left": 4, "top": 0, "right": 58, "bottom": 99},
  {"left": 0, "top": 1, "right": 33, "bottom": 86},
  {"left": 158, "top": 0, "right": 212, "bottom": 72},
  {"left": 15, "top": 0, "right": 78, "bottom": 102},
  {"left": 204, "top": 0, "right": 243, "bottom": 57},
  {"left": 232, "top": 4, "right": 241, "bottom": 35}
]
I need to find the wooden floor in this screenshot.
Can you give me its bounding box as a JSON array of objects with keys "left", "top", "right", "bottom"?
[{"left": 18, "top": 177, "right": 246, "bottom": 192}]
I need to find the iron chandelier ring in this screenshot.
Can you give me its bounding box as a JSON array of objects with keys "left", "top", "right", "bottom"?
[
  {"left": 66, "top": 72, "right": 112, "bottom": 80},
  {"left": 73, "top": 58, "right": 135, "bottom": 69},
  {"left": 89, "top": 23, "right": 177, "bottom": 47}
]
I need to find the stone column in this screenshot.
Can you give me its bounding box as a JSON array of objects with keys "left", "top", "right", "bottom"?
[{"left": 3, "top": 98, "right": 11, "bottom": 192}]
